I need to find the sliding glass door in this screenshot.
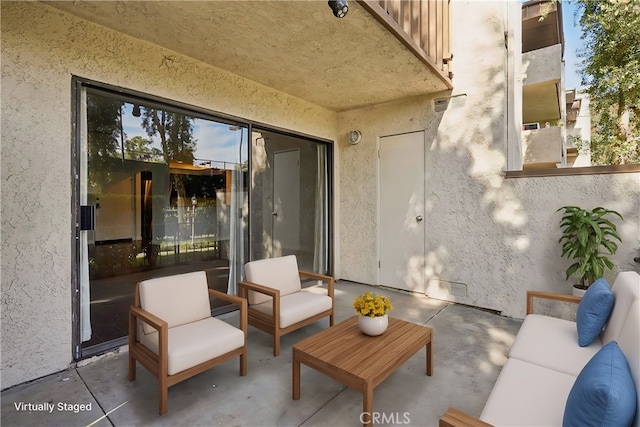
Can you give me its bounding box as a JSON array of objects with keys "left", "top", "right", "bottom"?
[
  {"left": 249, "top": 129, "right": 330, "bottom": 274},
  {"left": 76, "top": 84, "right": 248, "bottom": 355},
  {"left": 74, "top": 82, "right": 332, "bottom": 358}
]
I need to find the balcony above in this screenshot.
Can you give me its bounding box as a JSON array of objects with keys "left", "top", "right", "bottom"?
[
  {"left": 522, "top": 44, "right": 562, "bottom": 87},
  {"left": 45, "top": 0, "right": 452, "bottom": 112},
  {"left": 522, "top": 0, "right": 563, "bottom": 54},
  {"left": 520, "top": 1, "right": 564, "bottom": 126},
  {"left": 522, "top": 43, "right": 562, "bottom": 124},
  {"left": 522, "top": 126, "right": 563, "bottom": 169}
]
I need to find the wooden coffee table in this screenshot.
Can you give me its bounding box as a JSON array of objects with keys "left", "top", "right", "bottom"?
[{"left": 292, "top": 316, "right": 433, "bottom": 427}]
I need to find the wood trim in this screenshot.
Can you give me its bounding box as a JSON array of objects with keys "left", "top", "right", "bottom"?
[
  {"left": 526, "top": 290, "right": 581, "bottom": 315},
  {"left": 439, "top": 407, "right": 493, "bottom": 427},
  {"left": 428, "top": 0, "right": 437, "bottom": 64},
  {"left": 505, "top": 163, "right": 640, "bottom": 178}
]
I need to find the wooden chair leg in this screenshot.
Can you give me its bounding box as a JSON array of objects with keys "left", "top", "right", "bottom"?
[
  {"left": 273, "top": 333, "right": 280, "bottom": 357},
  {"left": 159, "top": 378, "right": 168, "bottom": 415},
  {"left": 240, "top": 350, "right": 247, "bottom": 376},
  {"left": 128, "top": 354, "right": 136, "bottom": 381}
]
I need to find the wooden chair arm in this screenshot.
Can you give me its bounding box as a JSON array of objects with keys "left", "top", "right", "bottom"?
[
  {"left": 209, "top": 289, "right": 248, "bottom": 334},
  {"left": 237, "top": 280, "right": 280, "bottom": 299},
  {"left": 129, "top": 305, "right": 168, "bottom": 332},
  {"left": 129, "top": 305, "right": 169, "bottom": 368},
  {"left": 526, "top": 290, "right": 582, "bottom": 315},
  {"left": 209, "top": 289, "right": 246, "bottom": 308},
  {"left": 299, "top": 270, "right": 333, "bottom": 282},
  {"left": 439, "top": 408, "right": 493, "bottom": 427},
  {"left": 299, "top": 271, "right": 335, "bottom": 298}
]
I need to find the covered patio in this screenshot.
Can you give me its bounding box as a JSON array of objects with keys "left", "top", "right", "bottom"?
[
  {"left": 2, "top": 0, "right": 639, "bottom": 416},
  {"left": 1, "top": 281, "right": 522, "bottom": 426}
]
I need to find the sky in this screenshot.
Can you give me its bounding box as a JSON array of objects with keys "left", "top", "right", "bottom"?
[
  {"left": 121, "top": 104, "right": 248, "bottom": 168},
  {"left": 562, "top": 0, "right": 585, "bottom": 90}
]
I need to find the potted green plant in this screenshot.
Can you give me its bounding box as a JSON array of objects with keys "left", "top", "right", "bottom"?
[{"left": 557, "top": 206, "right": 623, "bottom": 296}]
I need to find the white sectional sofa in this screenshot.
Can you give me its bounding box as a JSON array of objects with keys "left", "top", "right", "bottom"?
[{"left": 440, "top": 271, "right": 640, "bottom": 427}]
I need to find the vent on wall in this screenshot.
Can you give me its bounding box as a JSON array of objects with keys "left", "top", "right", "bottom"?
[
  {"left": 449, "top": 282, "right": 468, "bottom": 298},
  {"left": 433, "top": 94, "right": 468, "bottom": 112},
  {"left": 433, "top": 98, "right": 450, "bottom": 112}
]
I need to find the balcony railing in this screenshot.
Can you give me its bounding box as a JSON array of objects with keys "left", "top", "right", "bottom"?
[
  {"left": 522, "top": 0, "right": 564, "bottom": 54},
  {"left": 357, "top": 0, "right": 453, "bottom": 88}
]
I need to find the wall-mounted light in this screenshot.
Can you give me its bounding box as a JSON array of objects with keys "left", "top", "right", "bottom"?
[
  {"left": 328, "top": 0, "right": 348, "bottom": 18},
  {"left": 347, "top": 130, "right": 362, "bottom": 145}
]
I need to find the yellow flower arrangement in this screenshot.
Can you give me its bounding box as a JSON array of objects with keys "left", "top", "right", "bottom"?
[{"left": 353, "top": 292, "right": 392, "bottom": 317}]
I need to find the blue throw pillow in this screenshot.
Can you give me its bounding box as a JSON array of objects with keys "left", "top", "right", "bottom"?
[
  {"left": 563, "top": 341, "right": 637, "bottom": 427},
  {"left": 576, "top": 278, "right": 614, "bottom": 347}
]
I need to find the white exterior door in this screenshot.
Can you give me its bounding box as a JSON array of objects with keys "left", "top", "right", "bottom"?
[{"left": 379, "top": 131, "right": 426, "bottom": 293}]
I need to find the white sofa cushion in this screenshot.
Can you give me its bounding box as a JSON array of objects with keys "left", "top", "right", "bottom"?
[
  {"left": 617, "top": 300, "right": 640, "bottom": 427},
  {"left": 480, "top": 358, "right": 576, "bottom": 427},
  {"left": 509, "top": 314, "right": 601, "bottom": 376},
  {"left": 244, "top": 255, "right": 302, "bottom": 305},
  {"left": 139, "top": 271, "right": 211, "bottom": 335},
  {"left": 139, "top": 317, "right": 244, "bottom": 376},
  {"left": 250, "top": 291, "right": 332, "bottom": 328}
]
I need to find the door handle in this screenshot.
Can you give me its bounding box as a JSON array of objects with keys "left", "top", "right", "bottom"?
[
  {"left": 272, "top": 211, "right": 278, "bottom": 216},
  {"left": 416, "top": 215, "right": 423, "bottom": 222}
]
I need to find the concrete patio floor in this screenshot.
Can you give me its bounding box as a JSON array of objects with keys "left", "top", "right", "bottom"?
[{"left": 1, "top": 281, "right": 523, "bottom": 427}]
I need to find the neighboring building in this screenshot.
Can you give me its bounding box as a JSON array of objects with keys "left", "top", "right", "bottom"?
[
  {"left": 2, "top": 1, "right": 638, "bottom": 391},
  {"left": 520, "top": 0, "right": 565, "bottom": 169},
  {"left": 519, "top": 0, "right": 592, "bottom": 169},
  {"left": 565, "top": 88, "right": 592, "bottom": 167}
]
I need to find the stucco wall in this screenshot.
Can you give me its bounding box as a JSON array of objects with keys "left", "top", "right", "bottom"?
[
  {"left": 338, "top": 1, "right": 640, "bottom": 318},
  {"left": 1, "top": 1, "right": 337, "bottom": 389}
]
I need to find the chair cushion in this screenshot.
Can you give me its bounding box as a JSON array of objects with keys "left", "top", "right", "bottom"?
[
  {"left": 480, "top": 358, "right": 576, "bottom": 427},
  {"left": 576, "top": 278, "right": 614, "bottom": 347},
  {"left": 509, "top": 314, "right": 601, "bottom": 377},
  {"left": 563, "top": 341, "right": 637, "bottom": 427},
  {"left": 139, "top": 317, "right": 244, "bottom": 376},
  {"left": 138, "top": 271, "right": 211, "bottom": 335},
  {"left": 251, "top": 291, "right": 332, "bottom": 328},
  {"left": 244, "top": 255, "right": 302, "bottom": 305}
]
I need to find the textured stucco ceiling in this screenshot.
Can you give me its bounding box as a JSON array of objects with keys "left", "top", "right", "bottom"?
[{"left": 45, "top": 0, "right": 448, "bottom": 112}]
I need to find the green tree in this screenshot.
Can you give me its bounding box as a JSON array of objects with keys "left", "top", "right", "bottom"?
[
  {"left": 140, "top": 108, "right": 197, "bottom": 238},
  {"left": 124, "top": 135, "right": 163, "bottom": 162},
  {"left": 575, "top": 0, "right": 640, "bottom": 164},
  {"left": 86, "top": 94, "right": 123, "bottom": 160},
  {"left": 85, "top": 94, "right": 126, "bottom": 193}
]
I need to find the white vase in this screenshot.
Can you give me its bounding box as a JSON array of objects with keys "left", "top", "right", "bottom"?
[
  {"left": 358, "top": 314, "right": 388, "bottom": 336},
  {"left": 573, "top": 285, "right": 587, "bottom": 298}
]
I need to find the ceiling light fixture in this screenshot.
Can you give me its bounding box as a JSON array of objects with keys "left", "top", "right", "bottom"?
[{"left": 328, "top": 0, "right": 348, "bottom": 18}]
